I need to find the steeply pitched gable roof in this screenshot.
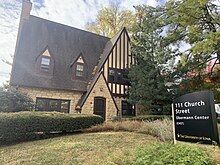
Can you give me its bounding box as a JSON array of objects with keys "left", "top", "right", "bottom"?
[
  {"left": 77, "top": 71, "right": 103, "bottom": 108},
  {"left": 77, "top": 71, "right": 119, "bottom": 113},
  {"left": 10, "top": 15, "right": 109, "bottom": 91},
  {"left": 77, "top": 28, "right": 129, "bottom": 108},
  {"left": 95, "top": 27, "right": 130, "bottom": 73}
]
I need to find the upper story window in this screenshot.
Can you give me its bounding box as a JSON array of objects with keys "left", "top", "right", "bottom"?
[
  {"left": 108, "top": 68, "right": 130, "bottom": 85},
  {"left": 109, "top": 69, "right": 115, "bottom": 82},
  {"left": 41, "top": 57, "right": 50, "bottom": 71},
  {"left": 76, "top": 64, "right": 84, "bottom": 77},
  {"left": 70, "top": 53, "right": 87, "bottom": 80},
  {"left": 35, "top": 47, "right": 54, "bottom": 76}
]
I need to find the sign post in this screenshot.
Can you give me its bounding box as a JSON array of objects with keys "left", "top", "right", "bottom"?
[{"left": 172, "top": 91, "right": 219, "bottom": 145}]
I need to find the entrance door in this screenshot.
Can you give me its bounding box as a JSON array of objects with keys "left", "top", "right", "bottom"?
[{"left": 94, "top": 97, "right": 106, "bottom": 120}]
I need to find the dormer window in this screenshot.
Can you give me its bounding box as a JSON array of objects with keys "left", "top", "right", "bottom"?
[
  {"left": 41, "top": 57, "right": 50, "bottom": 71},
  {"left": 70, "top": 53, "right": 87, "bottom": 80},
  {"left": 76, "top": 64, "right": 84, "bottom": 77},
  {"left": 36, "top": 47, "right": 54, "bottom": 76}
]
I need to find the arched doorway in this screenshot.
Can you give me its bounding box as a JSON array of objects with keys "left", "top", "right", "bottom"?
[{"left": 94, "top": 97, "right": 106, "bottom": 120}]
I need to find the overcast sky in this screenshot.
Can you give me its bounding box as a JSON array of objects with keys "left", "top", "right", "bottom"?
[{"left": 0, "top": 0, "right": 163, "bottom": 86}]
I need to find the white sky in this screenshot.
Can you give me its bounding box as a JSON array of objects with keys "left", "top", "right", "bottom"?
[{"left": 0, "top": 0, "right": 161, "bottom": 86}]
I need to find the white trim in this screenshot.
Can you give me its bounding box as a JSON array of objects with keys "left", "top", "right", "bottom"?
[
  {"left": 42, "top": 49, "right": 51, "bottom": 57},
  {"left": 77, "top": 56, "right": 84, "bottom": 63}
]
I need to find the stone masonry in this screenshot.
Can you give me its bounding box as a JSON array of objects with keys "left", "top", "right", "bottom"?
[
  {"left": 18, "top": 87, "right": 83, "bottom": 113},
  {"left": 82, "top": 74, "right": 117, "bottom": 120}
]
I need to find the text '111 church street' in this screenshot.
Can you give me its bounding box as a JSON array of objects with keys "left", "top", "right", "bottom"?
[{"left": 172, "top": 91, "right": 219, "bottom": 145}]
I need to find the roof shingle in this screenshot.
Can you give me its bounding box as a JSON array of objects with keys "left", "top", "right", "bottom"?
[{"left": 10, "top": 15, "right": 109, "bottom": 91}]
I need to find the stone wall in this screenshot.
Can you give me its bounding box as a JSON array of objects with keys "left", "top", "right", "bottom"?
[
  {"left": 82, "top": 74, "right": 117, "bottom": 120},
  {"left": 114, "top": 96, "right": 124, "bottom": 117},
  {"left": 18, "top": 87, "right": 83, "bottom": 113}
]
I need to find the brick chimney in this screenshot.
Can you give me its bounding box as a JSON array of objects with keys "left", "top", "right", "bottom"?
[
  {"left": 20, "top": 0, "right": 32, "bottom": 24},
  {"left": 12, "top": 0, "right": 32, "bottom": 62}
]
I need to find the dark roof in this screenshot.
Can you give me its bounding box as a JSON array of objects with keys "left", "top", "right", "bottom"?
[
  {"left": 77, "top": 28, "right": 127, "bottom": 108},
  {"left": 10, "top": 15, "right": 109, "bottom": 91},
  {"left": 77, "top": 71, "right": 102, "bottom": 107},
  {"left": 95, "top": 27, "right": 130, "bottom": 73}
]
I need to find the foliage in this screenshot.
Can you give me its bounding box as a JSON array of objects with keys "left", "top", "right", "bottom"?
[
  {"left": 85, "top": 119, "right": 173, "bottom": 141},
  {"left": 129, "top": 0, "right": 220, "bottom": 102},
  {"left": 86, "top": 2, "right": 135, "bottom": 37},
  {"left": 128, "top": 5, "right": 173, "bottom": 113},
  {"left": 139, "top": 119, "right": 173, "bottom": 141},
  {"left": 164, "top": 0, "right": 220, "bottom": 62},
  {"left": 128, "top": 115, "right": 171, "bottom": 121},
  {"left": 0, "top": 111, "right": 104, "bottom": 144},
  {"left": 133, "top": 143, "right": 216, "bottom": 165},
  {"left": 175, "top": 76, "right": 220, "bottom": 100},
  {"left": 0, "top": 88, "right": 34, "bottom": 112},
  {"left": 162, "top": 0, "right": 220, "bottom": 96}
]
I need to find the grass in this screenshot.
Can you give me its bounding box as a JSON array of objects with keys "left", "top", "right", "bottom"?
[
  {"left": 0, "top": 120, "right": 219, "bottom": 164},
  {"left": 0, "top": 132, "right": 157, "bottom": 165},
  {"left": 181, "top": 142, "right": 220, "bottom": 164},
  {"left": 134, "top": 142, "right": 218, "bottom": 165}
]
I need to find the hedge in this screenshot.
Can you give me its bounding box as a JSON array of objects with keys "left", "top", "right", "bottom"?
[
  {"left": 0, "top": 111, "right": 104, "bottom": 144},
  {"left": 126, "top": 115, "right": 172, "bottom": 121}
]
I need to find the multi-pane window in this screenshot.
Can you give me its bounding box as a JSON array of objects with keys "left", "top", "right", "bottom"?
[
  {"left": 109, "top": 69, "right": 115, "bottom": 82},
  {"left": 36, "top": 98, "right": 70, "bottom": 113},
  {"left": 108, "top": 68, "right": 130, "bottom": 85},
  {"left": 41, "top": 57, "right": 50, "bottom": 71},
  {"left": 122, "top": 100, "right": 135, "bottom": 116},
  {"left": 76, "top": 64, "right": 84, "bottom": 77}
]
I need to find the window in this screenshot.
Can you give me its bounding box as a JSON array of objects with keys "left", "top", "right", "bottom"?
[
  {"left": 117, "top": 70, "right": 123, "bottom": 82},
  {"left": 36, "top": 98, "right": 70, "bottom": 113},
  {"left": 108, "top": 68, "right": 130, "bottom": 85},
  {"left": 41, "top": 57, "right": 50, "bottom": 70},
  {"left": 122, "top": 101, "right": 135, "bottom": 117},
  {"left": 109, "top": 69, "right": 115, "bottom": 82},
  {"left": 61, "top": 101, "right": 70, "bottom": 113},
  {"left": 76, "top": 64, "right": 84, "bottom": 76}
]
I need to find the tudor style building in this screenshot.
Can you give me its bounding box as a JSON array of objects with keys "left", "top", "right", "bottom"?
[{"left": 10, "top": 0, "right": 135, "bottom": 120}]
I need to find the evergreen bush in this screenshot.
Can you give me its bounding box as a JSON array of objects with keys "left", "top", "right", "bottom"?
[
  {"left": 0, "top": 111, "right": 104, "bottom": 144},
  {"left": 0, "top": 89, "right": 34, "bottom": 112}
]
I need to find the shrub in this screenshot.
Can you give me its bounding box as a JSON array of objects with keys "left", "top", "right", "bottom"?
[
  {"left": 138, "top": 119, "right": 173, "bottom": 141},
  {"left": 133, "top": 143, "right": 216, "bottom": 165},
  {"left": 0, "top": 111, "right": 104, "bottom": 144},
  {"left": 86, "top": 119, "right": 173, "bottom": 141},
  {"left": 126, "top": 115, "right": 171, "bottom": 122},
  {"left": 0, "top": 89, "right": 34, "bottom": 112}
]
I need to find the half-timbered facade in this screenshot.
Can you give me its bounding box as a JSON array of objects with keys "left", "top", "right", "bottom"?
[{"left": 10, "top": 0, "right": 135, "bottom": 120}]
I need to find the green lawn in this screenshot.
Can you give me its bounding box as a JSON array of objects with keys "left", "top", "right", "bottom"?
[
  {"left": 0, "top": 131, "right": 219, "bottom": 165},
  {"left": 0, "top": 132, "right": 157, "bottom": 165}
]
